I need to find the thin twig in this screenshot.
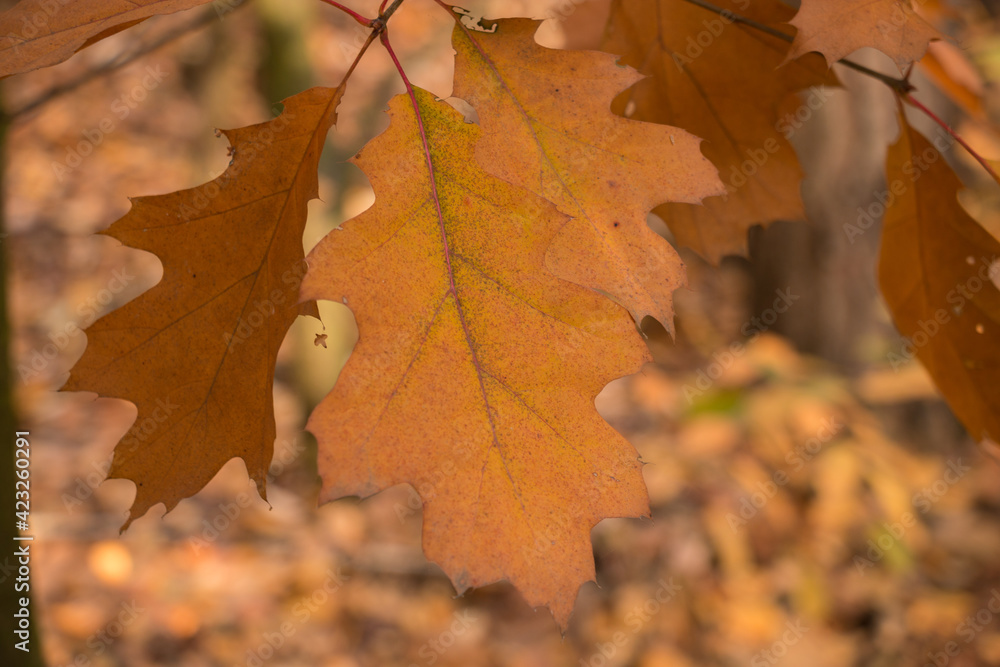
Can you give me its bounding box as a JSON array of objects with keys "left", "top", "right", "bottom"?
[
  {"left": 320, "top": 0, "right": 375, "bottom": 26},
  {"left": 10, "top": 6, "right": 231, "bottom": 120},
  {"left": 837, "top": 58, "right": 915, "bottom": 94},
  {"left": 340, "top": 23, "right": 381, "bottom": 89},
  {"left": 903, "top": 92, "right": 1000, "bottom": 184},
  {"left": 318, "top": 0, "right": 403, "bottom": 91},
  {"left": 375, "top": 0, "right": 406, "bottom": 31},
  {"left": 683, "top": 0, "right": 792, "bottom": 43}
]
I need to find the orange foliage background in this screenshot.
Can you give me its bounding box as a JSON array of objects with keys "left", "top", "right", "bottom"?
[{"left": 7, "top": 0, "right": 1000, "bottom": 665}]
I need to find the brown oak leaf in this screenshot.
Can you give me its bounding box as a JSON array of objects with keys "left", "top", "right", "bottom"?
[
  {"left": 787, "top": 0, "right": 942, "bottom": 72},
  {"left": 879, "top": 112, "right": 1000, "bottom": 444},
  {"left": 64, "top": 86, "right": 339, "bottom": 528},
  {"left": 302, "top": 88, "right": 651, "bottom": 627},
  {"left": 603, "top": 0, "right": 837, "bottom": 263}
]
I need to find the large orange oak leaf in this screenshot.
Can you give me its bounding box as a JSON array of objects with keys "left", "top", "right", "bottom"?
[
  {"left": 0, "top": 0, "right": 215, "bottom": 79},
  {"left": 302, "top": 88, "right": 651, "bottom": 627},
  {"left": 880, "top": 113, "right": 1000, "bottom": 444},
  {"left": 64, "top": 87, "right": 338, "bottom": 528},
  {"left": 786, "top": 0, "right": 943, "bottom": 72},
  {"left": 603, "top": 0, "right": 837, "bottom": 263},
  {"left": 450, "top": 14, "right": 724, "bottom": 330}
]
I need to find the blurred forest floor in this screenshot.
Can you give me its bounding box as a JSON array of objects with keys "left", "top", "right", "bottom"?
[{"left": 6, "top": 0, "right": 1000, "bottom": 665}]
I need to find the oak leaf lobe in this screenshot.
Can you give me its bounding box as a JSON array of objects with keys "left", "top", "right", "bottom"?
[{"left": 451, "top": 13, "right": 724, "bottom": 330}]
